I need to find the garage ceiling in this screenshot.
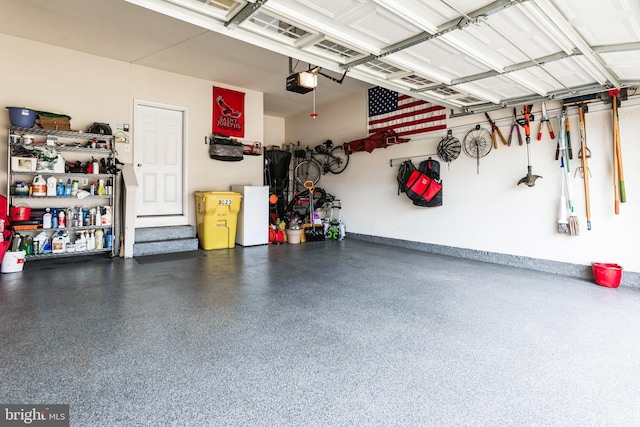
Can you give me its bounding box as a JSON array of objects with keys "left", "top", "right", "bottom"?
[
  {"left": 124, "top": 0, "right": 640, "bottom": 114},
  {"left": 2, "top": 0, "right": 639, "bottom": 117}
]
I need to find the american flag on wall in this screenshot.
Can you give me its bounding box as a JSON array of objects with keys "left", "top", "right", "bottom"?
[{"left": 368, "top": 86, "right": 446, "bottom": 138}]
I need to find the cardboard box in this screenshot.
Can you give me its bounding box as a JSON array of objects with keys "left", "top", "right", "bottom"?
[{"left": 38, "top": 116, "right": 71, "bottom": 131}]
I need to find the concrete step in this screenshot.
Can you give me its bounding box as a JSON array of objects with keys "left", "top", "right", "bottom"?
[
  {"left": 135, "top": 225, "right": 196, "bottom": 243},
  {"left": 133, "top": 225, "right": 199, "bottom": 256},
  {"left": 133, "top": 238, "right": 199, "bottom": 257}
]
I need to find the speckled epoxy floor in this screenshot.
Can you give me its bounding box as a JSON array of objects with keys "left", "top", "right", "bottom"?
[{"left": 1, "top": 239, "right": 640, "bottom": 426}]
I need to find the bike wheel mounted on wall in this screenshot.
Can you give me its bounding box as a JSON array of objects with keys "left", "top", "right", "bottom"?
[
  {"left": 328, "top": 146, "right": 349, "bottom": 174},
  {"left": 294, "top": 160, "right": 321, "bottom": 185}
]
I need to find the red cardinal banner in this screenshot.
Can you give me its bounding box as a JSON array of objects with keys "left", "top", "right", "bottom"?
[{"left": 213, "top": 87, "right": 245, "bottom": 137}]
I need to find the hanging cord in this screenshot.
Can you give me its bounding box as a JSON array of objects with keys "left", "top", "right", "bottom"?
[{"left": 310, "top": 88, "right": 318, "bottom": 118}]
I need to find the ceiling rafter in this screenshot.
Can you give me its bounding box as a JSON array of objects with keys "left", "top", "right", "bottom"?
[{"left": 343, "top": 0, "right": 528, "bottom": 70}]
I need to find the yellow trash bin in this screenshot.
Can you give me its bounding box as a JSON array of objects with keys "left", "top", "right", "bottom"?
[{"left": 194, "top": 191, "right": 243, "bottom": 250}]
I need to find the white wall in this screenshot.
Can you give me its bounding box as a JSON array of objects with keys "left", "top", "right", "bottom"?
[
  {"left": 0, "top": 34, "right": 264, "bottom": 224},
  {"left": 286, "top": 93, "right": 640, "bottom": 273},
  {"left": 264, "top": 115, "right": 285, "bottom": 146}
]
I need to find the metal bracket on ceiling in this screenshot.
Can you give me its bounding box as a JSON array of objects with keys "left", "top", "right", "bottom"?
[
  {"left": 225, "top": 0, "right": 269, "bottom": 28},
  {"left": 448, "top": 83, "right": 611, "bottom": 118},
  {"left": 318, "top": 70, "right": 348, "bottom": 85},
  {"left": 289, "top": 57, "right": 348, "bottom": 85}
]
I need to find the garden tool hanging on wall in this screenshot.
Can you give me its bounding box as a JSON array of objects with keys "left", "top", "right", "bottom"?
[
  {"left": 517, "top": 104, "right": 542, "bottom": 187},
  {"left": 555, "top": 109, "right": 574, "bottom": 160},
  {"left": 577, "top": 104, "right": 592, "bottom": 230},
  {"left": 508, "top": 107, "right": 523, "bottom": 147},
  {"left": 557, "top": 110, "right": 579, "bottom": 236},
  {"left": 484, "top": 112, "right": 508, "bottom": 149},
  {"left": 609, "top": 88, "right": 626, "bottom": 214},
  {"left": 557, "top": 156, "right": 569, "bottom": 234},
  {"left": 537, "top": 102, "right": 555, "bottom": 141}
]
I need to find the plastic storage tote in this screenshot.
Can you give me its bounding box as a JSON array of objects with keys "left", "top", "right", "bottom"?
[
  {"left": 194, "top": 191, "right": 242, "bottom": 250},
  {"left": 1, "top": 250, "right": 26, "bottom": 273}
]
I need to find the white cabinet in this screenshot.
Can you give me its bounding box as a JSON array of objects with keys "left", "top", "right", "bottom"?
[{"left": 7, "top": 126, "right": 118, "bottom": 259}]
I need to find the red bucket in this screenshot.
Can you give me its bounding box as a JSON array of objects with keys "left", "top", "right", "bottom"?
[
  {"left": 591, "top": 262, "right": 623, "bottom": 288},
  {"left": 10, "top": 205, "right": 31, "bottom": 222}
]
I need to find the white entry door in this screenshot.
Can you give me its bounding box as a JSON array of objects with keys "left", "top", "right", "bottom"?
[{"left": 134, "top": 102, "right": 185, "bottom": 219}]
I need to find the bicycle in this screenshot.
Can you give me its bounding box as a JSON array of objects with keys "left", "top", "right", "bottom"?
[{"left": 294, "top": 140, "right": 349, "bottom": 185}]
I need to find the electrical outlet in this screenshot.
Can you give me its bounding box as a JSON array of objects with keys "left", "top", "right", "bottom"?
[{"left": 123, "top": 124, "right": 129, "bottom": 132}]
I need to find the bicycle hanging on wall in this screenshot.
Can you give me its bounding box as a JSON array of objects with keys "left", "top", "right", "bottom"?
[{"left": 293, "top": 140, "right": 349, "bottom": 185}]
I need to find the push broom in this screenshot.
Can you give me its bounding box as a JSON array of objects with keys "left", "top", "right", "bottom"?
[
  {"left": 558, "top": 156, "right": 569, "bottom": 234},
  {"left": 557, "top": 111, "right": 579, "bottom": 235}
]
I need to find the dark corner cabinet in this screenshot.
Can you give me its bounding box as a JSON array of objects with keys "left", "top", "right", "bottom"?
[{"left": 7, "top": 126, "right": 117, "bottom": 259}]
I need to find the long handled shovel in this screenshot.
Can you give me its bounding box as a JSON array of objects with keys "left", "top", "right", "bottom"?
[
  {"left": 609, "top": 91, "right": 620, "bottom": 215},
  {"left": 578, "top": 104, "right": 592, "bottom": 230},
  {"left": 609, "top": 89, "right": 626, "bottom": 211}
]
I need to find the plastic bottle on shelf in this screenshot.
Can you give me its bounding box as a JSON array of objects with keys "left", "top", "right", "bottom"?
[
  {"left": 97, "top": 179, "right": 106, "bottom": 196},
  {"left": 87, "top": 230, "right": 95, "bottom": 250},
  {"left": 43, "top": 208, "right": 52, "bottom": 229},
  {"left": 95, "top": 229, "right": 104, "bottom": 249},
  {"left": 58, "top": 210, "right": 66, "bottom": 228},
  {"left": 32, "top": 175, "right": 46, "bottom": 197},
  {"left": 82, "top": 206, "right": 90, "bottom": 226},
  {"left": 52, "top": 232, "right": 65, "bottom": 254},
  {"left": 102, "top": 206, "right": 112, "bottom": 225},
  {"left": 75, "top": 231, "right": 86, "bottom": 252},
  {"left": 64, "top": 179, "right": 72, "bottom": 197},
  {"left": 71, "top": 207, "right": 80, "bottom": 227},
  {"left": 105, "top": 229, "right": 112, "bottom": 249},
  {"left": 56, "top": 179, "right": 64, "bottom": 197},
  {"left": 51, "top": 208, "right": 58, "bottom": 229},
  {"left": 95, "top": 207, "right": 102, "bottom": 227},
  {"left": 46, "top": 176, "right": 57, "bottom": 196},
  {"left": 71, "top": 180, "right": 79, "bottom": 197}
]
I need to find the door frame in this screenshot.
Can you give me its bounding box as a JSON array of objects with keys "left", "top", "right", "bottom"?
[{"left": 133, "top": 99, "right": 189, "bottom": 228}]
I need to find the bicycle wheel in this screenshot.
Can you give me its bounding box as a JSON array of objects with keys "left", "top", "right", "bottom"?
[
  {"left": 328, "top": 146, "right": 349, "bottom": 174},
  {"left": 294, "top": 160, "right": 321, "bottom": 185}
]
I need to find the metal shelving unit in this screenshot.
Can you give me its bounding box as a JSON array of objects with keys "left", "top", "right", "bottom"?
[{"left": 7, "top": 126, "right": 118, "bottom": 260}]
